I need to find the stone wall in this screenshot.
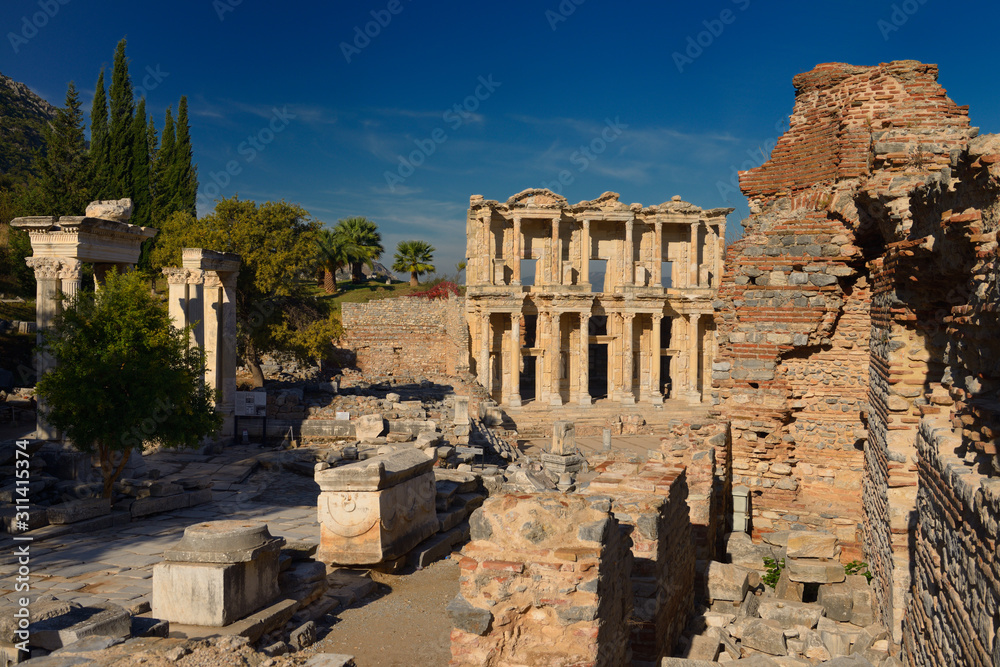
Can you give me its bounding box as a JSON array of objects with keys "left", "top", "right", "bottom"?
[
  {"left": 906, "top": 421, "right": 1000, "bottom": 666},
  {"left": 717, "top": 59, "right": 1000, "bottom": 655},
  {"left": 450, "top": 494, "right": 632, "bottom": 666},
  {"left": 582, "top": 461, "right": 693, "bottom": 664},
  {"left": 340, "top": 295, "right": 469, "bottom": 380}
]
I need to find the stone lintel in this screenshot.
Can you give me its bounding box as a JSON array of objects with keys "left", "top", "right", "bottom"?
[{"left": 182, "top": 247, "right": 241, "bottom": 273}]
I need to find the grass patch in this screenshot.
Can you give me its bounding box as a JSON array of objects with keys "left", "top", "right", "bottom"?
[{"left": 306, "top": 278, "right": 464, "bottom": 317}]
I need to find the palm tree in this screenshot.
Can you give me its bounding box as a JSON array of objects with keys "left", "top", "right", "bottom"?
[
  {"left": 316, "top": 228, "right": 349, "bottom": 293},
  {"left": 333, "top": 217, "right": 383, "bottom": 282},
  {"left": 392, "top": 240, "right": 436, "bottom": 287}
]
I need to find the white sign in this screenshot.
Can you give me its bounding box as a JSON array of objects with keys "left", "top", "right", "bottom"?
[
  {"left": 336, "top": 411, "right": 350, "bottom": 421},
  {"left": 235, "top": 391, "right": 267, "bottom": 417}
]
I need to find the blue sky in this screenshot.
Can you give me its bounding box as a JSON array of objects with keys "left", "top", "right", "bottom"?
[{"left": 3, "top": 0, "right": 999, "bottom": 278}]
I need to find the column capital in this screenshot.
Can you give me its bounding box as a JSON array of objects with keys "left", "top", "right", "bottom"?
[
  {"left": 622, "top": 312, "right": 635, "bottom": 323},
  {"left": 25, "top": 257, "right": 62, "bottom": 280},
  {"left": 652, "top": 313, "right": 663, "bottom": 323},
  {"left": 185, "top": 268, "right": 205, "bottom": 285},
  {"left": 57, "top": 259, "right": 83, "bottom": 280},
  {"left": 204, "top": 272, "right": 224, "bottom": 289},
  {"left": 163, "top": 267, "right": 189, "bottom": 285}
]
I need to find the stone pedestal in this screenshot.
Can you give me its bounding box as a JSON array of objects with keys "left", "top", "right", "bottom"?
[
  {"left": 152, "top": 521, "right": 285, "bottom": 627},
  {"left": 316, "top": 449, "right": 438, "bottom": 565}
]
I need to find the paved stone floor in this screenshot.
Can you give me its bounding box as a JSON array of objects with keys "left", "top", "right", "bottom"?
[{"left": 0, "top": 445, "right": 322, "bottom": 613}]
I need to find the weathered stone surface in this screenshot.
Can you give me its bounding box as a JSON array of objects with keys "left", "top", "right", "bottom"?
[
  {"left": 304, "top": 655, "right": 356, "bottom": 667},
  {"left": 46, "top": 498, "right": 110, "bottom": 525},
  {"left": 290, "top": 621, "right": 317, "bottom": 649},
  {"left": 786, "top": 557, "right": 845, "bottom": 584},
  {"left": 317, "top": 449, "right": 438, "bottom": 565},
  {"left": 163, "top": 520, "right": 284, "bottom": 563},
  {"left": 446, "top": 595, "right": 491, "bottom": 635},
  {"left": 550, "top": 420, "right": 575, "bottom": 455},
  {"left": 30, "top": 603, "right": 131, "bottom": 650},
  {"left": 817, "top": 582, "right": 854, "bottom": 622},
  {"left": 786, "top": 531, "right": 838, "bottom": 559},
  {"left": 85, "top": 199, "right": 133, "bottom": 222},
  {"left": 775, "top": 567, "right": 804, "bottom": 601},
  {"left": 705, "top": 561, "right": 750, "bottom": 602},
  {"left": 1, "top": 600, "right": 77, "bottom": 643},
  {"left": 758, "top": 599, "right": 824, "bottom": 629},
  {"left": 354, "top": 414, "right": 386, "bottom": 443},
  {"left": 741, "top": 618, "right": 787, "bottom": 656},
  {"left": 685, "top": 632, "right": 720, "bottom": 661}
]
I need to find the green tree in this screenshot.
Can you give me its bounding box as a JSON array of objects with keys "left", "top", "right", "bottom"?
[
  {"left": 35, "top": 269, "right": 220, "bottom": 498},
  {"left": 334, "top": 216, "right": 383, "bottom": 282},
  {"left": 392, "top": 239, "right": 436, "bottom": 286},
  {"left": 89, "top": 69, "right": 110, "bottom": 199},
  {"left": 315, "top": 228, "right": 349, "bottom": 293},
  {"left": 37, "top": 82, "right": 90, "bottom": 216},
  {"left": 152, "top": 106, "right": 175, "bottom": 222},
  {"left": 151, "top": 197, "right": 321, "bottom": 387},
  {"left": 107, "top": 38, "right": 135, "bottom": 199},
  {"left": 130, "top": 98, "right": 151, "bottom": 228},
  {"left": 169, "top": 96, "right": 198, "bottom": 217}
]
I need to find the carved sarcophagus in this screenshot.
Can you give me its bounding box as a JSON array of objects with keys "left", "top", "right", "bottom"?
[{"left": 315, "top": 449, "right": 438, "bottom": 565}]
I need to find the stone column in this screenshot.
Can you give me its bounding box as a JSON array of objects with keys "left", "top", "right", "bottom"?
[
  {"left": 549, "top": 312, "right": 562, "bottom": 406},
  {"left": 581, "top": 219, "right": 590, "bottom": 285},
  {"left": 512, "top": 216, "right": 522, "bottom": 286},
  {"left": 483, "top": 214, "right": 493, "bottom": 285},
  {"left": 479, "top": 313, "right": 491, "bottom": 392},
  {"left": 550, "top": 216, "right": 561, "bottom": 285},
  {"left": 624, "top": 219, "right": 634, "bottom": 286},
  {"left": 622, "top": 313, "right": 635, "bottom": 404},
  {"left": 92, "top": 263, "right": 113, "bottom": 290},
  {"left": 578, "top": 312, "right": 591, "bottom": 405},
  {"left": 59, "top": 259, "right": 83, "bottom": 299},
  {"left": 509, "top": 313, "right": 522, "bottom": 406},
  {"left": 25, "top": 257, "right": 62, "bottom": 440},
  {"left": 705, "top": 224, "right": 718, "bottom": 288},
  {"left": 716, "top": 223, "right": 726, "bottom": 289},
  {"left": 653, "top": 221, "right": 663, "bottom": 287},
  {"left": 686, "top": 313, "right": 701, "bottom": 404},
  {"left": 163, "top": 268, "right": 190, "bottom": 333},
  {"left": 218, "top": 271, "right": 239, "bottom": 437},
  {"left": 651, "top": 314, "right": 663, "bottom": 404},
  {"left": 689, "top": 222, "right": 700, "bottom": 288},
  {"left": 185, "top": 270, "right": 205, "bottom": 347},
  {"left": 203, "top": 273, "right": 223, "bottom": 401}
]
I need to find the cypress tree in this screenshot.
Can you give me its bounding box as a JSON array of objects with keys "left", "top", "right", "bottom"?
[
  {"left": 107, "top": 38, "right": 135, "bottom": 200},
  {"left": 170, "top": 96, "right": 197, "bottom": 217},
  {"left": 138, "top": 114, "right": 159, "bottom": 269},
  {"left": 89, "top": 69, "right": 110, "bottom": 200},
  {"left": 38, "top": 82, "right": 90, "bottom": 215},
  {"left": 130, "top": 98, "right": 151, "bottom": 227},
  {"left": 152, "top": 107, "right": 174, "bottom": 222}
]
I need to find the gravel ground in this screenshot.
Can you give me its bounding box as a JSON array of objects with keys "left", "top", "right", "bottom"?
[{"left": 299, "top": 558, "right": 460, "bottom": 667}]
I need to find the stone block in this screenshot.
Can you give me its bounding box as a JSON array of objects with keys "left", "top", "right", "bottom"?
[
  {"left": 316, "top": 449, "right": 438, "bottom": 565},
  {"left": 741, "top": 619, "right": 787, "bottom": 656},
  {"left": 786, "top": 531, "right": 838, "bottom": 559},
  {"left": 786, "top": 557, "right": 845, "bottom": 583},
  {"left": 46, "top": 499, "right": 110, "bottom": 525},
  {"left": 355, "top": 414, "right": 386, "bottom": 443},
  {"left": 30, "top": 603, "right": 130, "bottom": 651},
  {"left": 131, "top": 492, "right": 189, "bottom": 518},
  {"left": 705, "top": 562, "right": 750, "bottom": 602},
  {"left": 152, "top": 521, "right": 284, "bottom": 627},
  {"left": 758, "top": 600, "right": 823, "bottom": 628},
  {"left": 775, "top": 568, "right": 804, "bottom": 601},
  {"left": 86, "top": 199, "right": 133, "bottom": 222},
  {"left": 447, "top": 595, "right": 491, "bottom": 635},
  {"left": 304, "top": 655, "right": 356, "bottom": 667},
  {"left": 550, "top": 420, "right": 575, "bottom": 455},
  {"left": 686, "top": 632, "right": 721, "bottom": 661},
  {"left": 817, "top": 583, "right": 853, "bottom": 622},
  {"left": 453, "top": 396, "right": 470, "bottom": 425}
]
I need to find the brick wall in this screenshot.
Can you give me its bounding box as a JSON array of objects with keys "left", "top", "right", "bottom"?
[
  {"left": 340, "top": 295, "right": 469, "bottom": 380},
  {"left": 716, "top": 59, "right": 1000, "bottom": 653}
]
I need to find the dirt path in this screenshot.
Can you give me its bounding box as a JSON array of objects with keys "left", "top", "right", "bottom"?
[{"left": 304, "top": 559, "right": 460, "bottom": 667}]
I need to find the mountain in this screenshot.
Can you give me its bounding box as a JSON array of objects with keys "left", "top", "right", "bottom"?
[{"left": 0, "top": 72, "right": 57, "bottom": 183}]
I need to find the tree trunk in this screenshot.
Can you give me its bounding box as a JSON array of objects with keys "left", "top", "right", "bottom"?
[
  {"left": 248, "top": 356, "right": 266, "bottom": 387},
  {"left": 324, "top": 269, "right": 336, "bottom": 293},
  {"left": 351, "top": 262, "right": 363, "bottom": 282},
  {"left": 410, "top": 272, "right": 418, "bottom": 287},
  {"left": 99, "top": 443, "right": 132, "bottom": 498}
]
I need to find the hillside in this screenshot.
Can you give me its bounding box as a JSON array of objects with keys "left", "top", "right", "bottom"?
[{"left": 0, "top": 72, "right": 56, "bottom": 183}]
